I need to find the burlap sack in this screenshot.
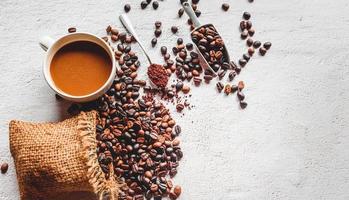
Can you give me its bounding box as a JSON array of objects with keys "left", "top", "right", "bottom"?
[{"left": 9, "top": 111, "right": 121, "bottom": 200}]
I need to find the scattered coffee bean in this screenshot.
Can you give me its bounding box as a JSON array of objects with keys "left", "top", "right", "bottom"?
[
  {"left": 171, "top": 26, "right": 179, "bottom": 34},
  {"left": 174, "top": 185, "right": 182, "bottom": 196},
  {"left": 246, "top": 38, "right": 253, "bottom": 47},
  {"left": 241, "top": 30, "right": 248, "bottom": 39},
  {"left": 186, "top": 43, "right": 193, "bottom": 50},
  {"left": 216, "top": 82, "right": 224, "bottom": 93},
  {"left": 237, "top": 91, "right": 245, "bottom": 100},
  {"left": 155, "top": 21, "right": 162, "bottom": 29},
  {"left": 68, "top": 27, "right": 76, "bottom": 33},
  {"left": 155, "top": 29, "right": 162, "bottom": 37},
  {"left": 141, "top": 1, "right": 148, "bottom": 9},
  {"left": 232, "top": 85, "right": 238, "bottom": 93},
  {"left": 178, "top": 8, "right": 184, "bottom": 17},
  {"left": 243, "top": 12, "right": 251, "bottom": 20},
  {"left": 253, "top": 41, "right": 261, "bottom": 48},
  {"left": 240, "top": 101, "right": 248, "bottom": 109},
  {"left": 192, "top": 0, "right": 200, "bottom": 4},
  {"left": 182, "top": 85, "right": 190, "bottom": 94},
  {"left": 124, "top": 4, "right": 131, "bottom": 12},
  {"left": 238, "top": 81, "right": 245, "bottom": 91},
  {"left": 224, "top": 84, "right": 232, "bottom": 95},
  {"left": 240, "top": 21, "right": 247, "bottom": 31},
  {"left": 263, "top": 42, "right": 272, "bottom": 50},
  {"left": 177, "top": 38, "right": 183, "bottom": 45},
  {"left": 239, "top": 59, "right": 247, "bottom": 67},
  {"left": 222, "top": 3, "right": 230, "bottom": 11},
  {"left": 176, "top": 104, "right": 185, "bottom": 112},
  {"left": 153, "top": 1, "right": 159, "bottom": 9},
  {"left": 243, "top": 54, "right": 250, "bottom": 62},
  {"left": 151, "top": 38, "right": 158, "bottom": 47},
  {"left": 1, "top": 163, "right": 8, "bottom": 174},
  {"left": 161, "top": 46, "right": 167, "bottom": 55},
  {"left": 228, "top": 71, "right": 236, "bottom": 81},
  {"left": 259, "top": 47, "right": 267, "bottom": 56},
  {"left": 248, "top": 28, "right": 255, "bottom": 37},
  {"left": 246, "top": 21, "right": 252, "bottom": 30},
  {"left": 248, "top": 47, "right": 255, "bottom": 56}
]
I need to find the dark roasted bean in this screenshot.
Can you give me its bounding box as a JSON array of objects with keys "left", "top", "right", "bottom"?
[
  {"left": 259, "top": 47, "right": 267, "bottom": 56},
  {"left": 178, "top": 8, "right": 184, "bottom": 17},
  {"left": 171, "top": 26, "right": 178, "bottom": 34},
  {"left": 68, "top": 27, "right": 76, "bottom": 33},
  {"left": 222, "top": 3, "right": 230, "bottom": 11},
  {"left": 151, "top": 38, "right": 158, "bottom": 47},
  {"left": 253, "top": 41, "right": 261, "bottom": 48},
  {"left": 216, "top": 82, "right": 224, "bottom": 93},
  {"left": 152, "top": 1, "right": 159, "bottom": 9},
  {"left": 1, "top": 163, "right": 8, "bottom": 174},
  {"left": 243, "top": 12, "right": 251, "bottom": 20},
  {"left": 124, "top": 4, "right": 131, "bottom": 12},
  {"left": 263, "top": 42, "right": 272, "bottom": 50}
]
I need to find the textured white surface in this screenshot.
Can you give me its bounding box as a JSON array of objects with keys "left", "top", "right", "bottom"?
[{"left": 1, "top": 0, "right": 349, "bottom": 200}]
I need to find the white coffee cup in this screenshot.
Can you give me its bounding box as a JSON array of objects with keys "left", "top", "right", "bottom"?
[{"left": 39, "top": 32, "right": 116, "bottom": 102}]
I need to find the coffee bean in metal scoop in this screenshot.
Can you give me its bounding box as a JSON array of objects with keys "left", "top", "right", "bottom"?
[
  {"left": 68, "top": 27, "right": 76, "bottom": 33},
  {"left": 124, "top": 4, "right": 131, "bottom": 12},
  {"left": 222, "top": 3, "right": 230, "bottom": 11},
  {"left": 253, "top": 41, "right": 261, "bottom": 48},
  {"left": 171, "top": 26, "right": 179, "bottom": 34},
  {"left": 259, "top": 47, "right": 267, "bottom": 56},
  {"left": 153, "top": 1, "right": 159, "bottom": 9},
  {"left": 263, "top": 42, "right": 272, "bottom": 50},
  {"left": 243, "top": 12, "right": 251, "bottom": 20},
  {"left": 1, "top": 163, "right": 8, "bottom": 174}
]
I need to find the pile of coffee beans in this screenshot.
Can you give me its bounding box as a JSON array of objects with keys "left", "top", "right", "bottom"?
[{"left": 92, "top": 25, "right": 183, "bottom": 200}]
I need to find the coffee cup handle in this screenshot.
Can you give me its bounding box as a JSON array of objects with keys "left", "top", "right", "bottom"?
[{"left": 39, "top": 36, "right": 55, "bottom": 51}]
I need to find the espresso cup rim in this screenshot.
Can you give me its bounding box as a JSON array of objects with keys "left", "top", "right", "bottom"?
[{"left": 43, "top": 32, "right": 116, "bottom": 102}]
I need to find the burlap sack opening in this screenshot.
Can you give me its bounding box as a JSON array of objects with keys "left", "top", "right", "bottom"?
[{"left": 9, "top": 111, "right": 122, "bottom": 200}]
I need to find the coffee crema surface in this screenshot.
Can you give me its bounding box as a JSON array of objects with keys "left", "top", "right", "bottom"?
[{"left": 50, "top": 41, "right": 112, "bottom": 96}]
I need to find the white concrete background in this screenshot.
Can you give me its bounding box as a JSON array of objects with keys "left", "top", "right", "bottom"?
[{"left": 1, "top": 0, "right": 349, "bottom": 199}]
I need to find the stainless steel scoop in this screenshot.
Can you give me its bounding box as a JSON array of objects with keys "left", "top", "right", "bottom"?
[{"left": 182, "top": 2, "right": 231, "bottom": 76}]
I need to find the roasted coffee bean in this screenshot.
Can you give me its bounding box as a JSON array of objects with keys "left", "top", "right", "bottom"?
[
  {"left": 259, "top": 47, "right": 267, "bottom": 56},
  {"left": 246, "top": 21, "right": 252, "bottom": 30},
  {"left": 216, "top": 82, "right": 224, "bottom": 93},
  {"left": 174, "top": 185, "right": 182, "bottom": 196},
  {"left": 222, "top": 3, "right": 230, "bottom": 11},
  {"left": 68, "top": 27, "right": 76, "bottom": 33},
  {"left": 195, "top": 10, "right": 201, "bottom": 17},
  {"left": 232, "top": 85, "right": 238, "bottom": 93},
  {"left": 1, "top": 163, "right": 8, "bottom": 174},
  {"left": 161, "top": 46, "right": 167, "bottom": 55},
  {"left": 141, "top": 1, "right": 148, "bottom": 9},
  {"left": 243, "top": 54, "right": 250, "bottom": 62},
  {"left": 176, "top": 104, "right": 184, "bottom": 112},
  {"left": 177, "top": 38, "right": 183, "bottom": 45},
  {"left": 218, "top": 70, "right": 227, "bottom": 79},
  {"left": 182, "top": 85, "right": 190, "bottom": 94},
  {"left": 246, "top": 38, "right": 253, "bottom": 47},
  {"left": 155, "top": 21, "right": 162, "bottom": 29},
  {"left": 176, "top": 81, "right": 184, "bottom": 91},
  {"left": 192, "top": 0, "right": 200, "bottom": 4},
  {"left": 239, "top": 59, "right": 247, "bottom": 67},
  {"left": 153, "top": 1, "right": 159, "bottom": 9},
  {"left": 106, "top": 25, "right": 112, "bottom": 33},
  {"left": 248, "top": 28, "right": 255, "bottom": 37},
  {"left": 111, "top": 35, "right": 118, "bottom": 42},
  {"left": 151, "top": 38, "right": 158, "bottom": 47},
  {"left": 174, "top": 125, "right": 181, "bottom": 135},
  {"left": 240, "top": 101, "right": 248, "bottom": 109},
  {"left": 224, "top": 84, "right": 232, "bottom": 95},
  {"left": 240, "top": 21, "right": 247, "bottom": 31},
  {"left": 193, "top": 77, "right": 202, "bottom": 86},
  {"left": 124, "top": 4, "right": 131, "bottom": 12},
  {"left": 253, "top": 41, "right": 261, "bottom": 48},
  {"left": 186, "top": 43, "right": 193, "bottom": 50},
  {"left": 228, "top": 71, "right": 236, "bottom": 81},
  {"left": 237, "top": 91, "right": 245, "bottom": 100},
  {"left": 243, "top": 12, "right": 251, "bottom": 20},
  {"left": 238, "top": 81, "right": 245, "bottom": 91},
  {"left": 241, "top": 30, "right": 248, "bottom": 39},
  {"left": 155, "top": 29, "right": 162, "bottom": 37},
  {"left": 111, "top": 28, "right": 119, "bottom": 36},
  {"left": 248, "top": 47, "right": 255, "bottom": 56},
  {"left": 178, "top": 8, "right": 184, "bottom": 17},
  {"left": 263, "top": 42, "right": 272, "bottom": 50},
  {"left": 171, "top": 26, "right": 178, "bottom": 34}
]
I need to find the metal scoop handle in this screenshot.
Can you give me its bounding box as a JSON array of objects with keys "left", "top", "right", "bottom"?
[
  {"left": 119, "top": 14, "right": 153, "bottom": 64},
  {"left": 182, "top": 2, "right": 201, "bottom": 27}
]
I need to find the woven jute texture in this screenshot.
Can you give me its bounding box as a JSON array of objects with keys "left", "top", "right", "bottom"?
[{"left": 9, "top": 111, "right": 121, "bottom": 200}]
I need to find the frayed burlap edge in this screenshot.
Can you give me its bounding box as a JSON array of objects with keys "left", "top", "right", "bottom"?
[{"left": 77, "top": 111, "right": 124, "bottom": 200}]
